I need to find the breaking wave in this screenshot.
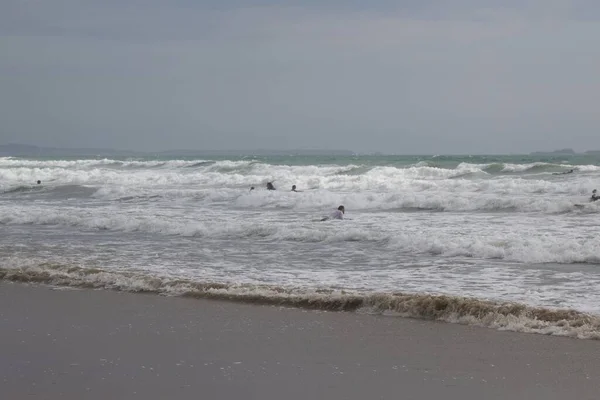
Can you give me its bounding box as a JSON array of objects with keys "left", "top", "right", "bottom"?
[
  {"left": 1, "top": 185, "right": 44, "bottom": 194},
  {"left": 1, "top": 157, "right": 599, "bottom": 204},
  {"left": 1, "top": 184, "right": 98, "bottom": 199},
  {"left": 2, "top": 263, "right": 600, "bottom": 340},
  {"left": 1, "top": 206, "right": 600, "bottom": 264}
]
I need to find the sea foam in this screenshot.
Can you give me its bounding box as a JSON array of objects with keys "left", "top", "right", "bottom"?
[{"left": 2, "top": 263, "right": 600, "bottom": 340}]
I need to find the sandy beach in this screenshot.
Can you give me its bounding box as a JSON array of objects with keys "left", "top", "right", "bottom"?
[{"left": 1, "top": 282, "right": 600, "bottom": 400}]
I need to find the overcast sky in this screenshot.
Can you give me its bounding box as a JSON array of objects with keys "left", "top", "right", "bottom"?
[{"left": 1, "top": 1, "right": 599, "bottom": 154}]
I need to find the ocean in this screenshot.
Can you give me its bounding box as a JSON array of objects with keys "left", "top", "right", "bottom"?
[{"left": 2, "top": 154, "right": 600, "bottom": 338}]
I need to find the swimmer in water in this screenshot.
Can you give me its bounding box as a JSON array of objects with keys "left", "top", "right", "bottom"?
[
  {"left": 291, "top": 185, "right": 301, "bottom": 192},
  {"left": 266, "top": 182, "right": 276, "bottom": 190},
  {"left": 250, "top": 186, "right": 255, "bottom": 191},
  {"left": 321, "top": 205, "right": 345, "bottom": 221},
  {"left": 591, "top": 189, "right": 599, "bottom": 202},
  {"left": 36, "top": 180, "right": 41, "bottom": 185}
]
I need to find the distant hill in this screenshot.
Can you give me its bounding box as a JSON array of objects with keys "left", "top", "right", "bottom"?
[{"left": 0, "top": 143, "right": 355, "bottom": 157}]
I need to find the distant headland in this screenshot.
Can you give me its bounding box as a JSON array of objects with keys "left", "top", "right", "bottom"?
[
  {"left": 0, "top": 144, "right": 355, "bottom": 157},
  {"left": 530, "top": 148, "right": 600, "bottom": 156}
]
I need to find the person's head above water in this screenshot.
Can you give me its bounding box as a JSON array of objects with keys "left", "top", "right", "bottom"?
[
  {"left": 292, "top": 185, "right": 296, "bottom": 191},
  {"left": 250, "top": 186, "right": 255, "bottom": 191},
  {"left": 266, "top": 182, "right": 275, "bottom": 190},
  {"left": 36, "top": 180, "right": 41, "bottom": 185},
  {"left": 337, "top": 205, "right": 345, "bottom": 213}
]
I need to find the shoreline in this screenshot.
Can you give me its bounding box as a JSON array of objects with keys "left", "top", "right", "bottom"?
[
  {"left": 2, "top": 282, "right": 600, "bottom": 399},
  {"left": 2, "top": 265, "right": 600, "bottom": 340}
]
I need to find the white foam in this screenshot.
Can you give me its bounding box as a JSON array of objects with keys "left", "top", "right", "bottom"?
[
  {"left": 1, "top": 159, "right": 598, "bottom": 198},
  {"left": 1, "top": 202, "right": 599, "bottom": 264},
  {"left": 3, "top": 262, "right": 600, "bottom": 340},
  {"left": 3, "top": 156, "right": 600, "bottom": 322}
]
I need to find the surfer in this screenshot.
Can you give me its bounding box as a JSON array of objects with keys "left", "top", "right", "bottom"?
[
  {"left": 552, "top": 169, "right": 574, "bottom": 175},
  {"left": 321, "top": 205, "right": 345, "bottom": 221},
  {"left": 591, "top": 189, "right": 599, "bottom": 202},
  {"left": 291, "top": 185, "right": 301, "bottom": 192},
  {"left": 266, "top": 182, "right": 276, "bottom": 191}
]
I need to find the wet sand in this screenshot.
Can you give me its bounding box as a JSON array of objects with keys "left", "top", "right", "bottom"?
[{"left": 1, "top": 282, "right": 599, "bottom": 400}]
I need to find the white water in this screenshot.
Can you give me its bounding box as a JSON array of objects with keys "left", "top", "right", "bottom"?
[{"left": 2, "top": 157, "right": 600, "bottom": 318}]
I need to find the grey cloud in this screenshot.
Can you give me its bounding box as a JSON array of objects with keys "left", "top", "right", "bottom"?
[{"left": 1, "top": 1, "right": 599, "bottom": 153}]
